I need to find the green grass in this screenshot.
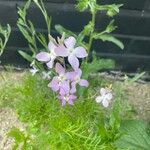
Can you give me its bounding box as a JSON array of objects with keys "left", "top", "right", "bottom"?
[
  {"left": 0, "top": 71, "right": 143, "bottom": 150},
  {"left": 14, "top": 74, "right": 113, "bottom": 149}
]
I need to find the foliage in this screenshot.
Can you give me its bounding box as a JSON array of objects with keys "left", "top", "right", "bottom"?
[
  {"left": 124, "top": 72, "right": 145, "bottom": 83},
  {"left": 17, "top": 0, "right": 51, "bottom": 67},
  {"left": 0, "top": 71, "right": 21, "bottom": 108},
  {"left": 0, "top": 72, "right": 149, "bottom": 150},
  {"left": 8, "top": 128, "right": 30, "bottom": 150},
  {"left": 5, "top": 74, "right": 126, "bottom": 149},
  {"left": 56, "top": 0, "right": 124, "bottom": 55},
  {"left": 0, "top": 24, "right": 11, "bottom": 57},
  {"left": 81, "top": 54, "right": 115, "bottom": 79},
  {"left": 17, "top": 0, "right": 124, "bottom": 76},
  {"left": 3, "top": 0, "right": 148, "bottom": 150},
  {"left": 115, "top": 120, "right": 150, "bottom": 150}
]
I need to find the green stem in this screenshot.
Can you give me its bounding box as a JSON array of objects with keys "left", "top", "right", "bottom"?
[
  {"left": 87, "top": 11, "right": 96, "bottom": 54},
  {"left": 0, "top": 72, "right": 6, "bottom": 81}
]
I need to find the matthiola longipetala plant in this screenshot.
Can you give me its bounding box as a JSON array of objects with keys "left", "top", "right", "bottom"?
[
  {"left": 17, "top": 0, "right": 123, "bottom": 107},
  {"left": 0, "top": 24, "right": 11, "bottom": 57},
  {"left": 36, "top": 35, "right": 89, "bottom": 106}
]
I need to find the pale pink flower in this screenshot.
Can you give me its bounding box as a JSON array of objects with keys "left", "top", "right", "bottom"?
[
  {"left": 55, "top": 36, "right": 88, "bottom": 70},
  {"left": 36, "top": 41, "right": 57, "bottom": 68}
]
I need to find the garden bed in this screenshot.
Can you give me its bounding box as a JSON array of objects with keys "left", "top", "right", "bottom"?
[{"left": 0, "top": 70, "right": 150, "bottom": 149}]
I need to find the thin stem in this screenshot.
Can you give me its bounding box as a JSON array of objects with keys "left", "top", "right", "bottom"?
[
  {"left": 87, "top": 11, "right": 96, "bottom": 54},
  {"left": 0, "top": 72, "right": 6, "bottom": 81}
]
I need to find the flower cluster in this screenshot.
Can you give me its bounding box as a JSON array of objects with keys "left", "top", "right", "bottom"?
[{"left": 36, "top": 35, "right": 89, "bottom": 106}]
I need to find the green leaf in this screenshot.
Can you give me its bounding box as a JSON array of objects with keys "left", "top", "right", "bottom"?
[
  {"left": 18, "top": 25, "right": 32, "bottom": 43},
  {"left": 81, "top": 54, "right": 115, "bottom": 79},
  {"left": 76, "top": 0, "right": 89, "bottom": 12},
  {"left": 19, "top": 50, "right": 33, "bottom": 62},
  {"left": 33, "top": 0, "right": 51, "bottom": 34},
  {"left": 106, "top": 20, "right": 117, "bottom": 33},
  {"left": 128, "top": 72, "right": 145, "bottom": 83},
  {"left": 8, "top": 128, "right": 25, "bottom": 143},
  {"left": 0, "top": 24, "right": 11, "bottom": 56},
  {"left": 94, "top": 34, "right": 124, "bottom": 49},
  {"left": 115, "top": 120, "right": 150, "bottom": 150},
  {"left": 36, "top": 33, "right": 48, "bottom": 51},
  {"left": 55, "top": 25, "right": 77, "bottom": 38}
]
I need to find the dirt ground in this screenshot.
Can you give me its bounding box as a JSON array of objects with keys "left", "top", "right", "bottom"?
[
  {"left": 0, "top": 108, "right": 25, "bottom": 150},
  {"left": 0, "top": 71, "right": 150, "bottom": 149},
  {"left": 123, "top": 82, "right": 150, "bottom": 122}
]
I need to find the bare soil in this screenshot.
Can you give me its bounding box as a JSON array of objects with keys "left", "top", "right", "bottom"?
[
  {"left": 0, "top": 108, "right": 25, "bottom": 150},
  {"left": 123, "top": 82, "right": 150, "bottom": 122}
]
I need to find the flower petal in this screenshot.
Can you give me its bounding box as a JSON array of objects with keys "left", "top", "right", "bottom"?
[
  {"left": 48, "top": 77, "right": 59, "bottom": 91},
  {"left": 55, "top": 63, "right": 65, "bottom": 74},
  {"left": 68, "top": 99, "right": 74, "bottom": 105},
  {"left": 76, "top": 69, "right": 82, "bottom": 77},
  {"left": 48, "top": 41, "right": 56, "bottom": 52},
  {"left": 106, "top": 93, "right": 113, "bottom": 100},
  {"left": 54, "top": 45, "right": 69, "bottom": 57},
  {"left": 60, "top": 81, "right": 70, "bottom": 95},
  {"left": 70, "top": 82, "right": 77, "bottom": 93},
  {"left": 36, "top": 52, "right": 50, "bottom": 62},
  {"left": 74, "top": 47, "right": 88, "bottom": 58},
  {"left": 46, "top": 59, "right": 55, "bottom": 68},
  {"left": 68, "top": 95, "right": 77, "bottom": 105},
  {"left": 100, "top": 88, "right": 107, "bottom": 95},
  {"left": 95, "top": 96, "right": 103, "bottom": 103},
  {"left": 70, "top": 95, "right": 77, "bottom": 100},
  {"left": 79, "top": 79, "right": 89, "bottom": 87},
  {"left": 61, "top": 98, "right": 66, "bottom": 106},
  {"left": 64, "top": 36, "right": 76, "bottom": 49},
  {"left": 102, "top": 99, "right": 109, "bottom": 107},
  {"left": 66, "top": 71, "right": 76, "bottom": 80},
  {"left": 68, "top": 54, "right": 79, "bottom": 70}
]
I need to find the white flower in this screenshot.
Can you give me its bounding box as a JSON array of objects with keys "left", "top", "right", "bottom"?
[
  {"left": 42, "top": 71, "right": 51, "bottom": 80},
  {"left": 95, "top": 88, "right": 113, "bottom": 107},
  {"left": 30, "top": 67, "right": 39, "bottom": 76}
]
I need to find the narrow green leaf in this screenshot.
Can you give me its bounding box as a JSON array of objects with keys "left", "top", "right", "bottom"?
[
  {"left": 18, "top": 50, "right": 33, "bottom": 62},
  {"left": 18, "top": 25, "right": 32, "bottom": 43},
  {"left": 128, "top": 72, "right": 145, "bottom": 83},
  {"left": 94, "top": 34, "right": 124, "bottom": 49},
  {"left": 55, "top": 25, "right": 77, "bottom": 38}
]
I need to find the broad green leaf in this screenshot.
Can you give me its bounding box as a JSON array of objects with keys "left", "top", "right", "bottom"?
[
  {"left": 94, "top": 34, "right": 124, "bottom": 49},
  {"left": 81, "top": 54, "right": 115, "bottom": 79},
  {"left": 115, "top": 120, "right": 150, "bottom": 150}
]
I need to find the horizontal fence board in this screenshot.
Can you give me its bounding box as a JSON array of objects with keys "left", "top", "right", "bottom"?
[
  {"left": 6, "top": 29, "right": 150, "bottom": 55},
  {"left": 2, "top": 0, "right": 150, "bottom": 10},
  {"left": 1, "top": 2, "right": 150, "bottom": 36},
  {"left": 1, "top": 47, "right": 150, "bottom": 71}
]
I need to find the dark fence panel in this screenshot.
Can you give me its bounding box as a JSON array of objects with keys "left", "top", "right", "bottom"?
[{"left": 0, "top": 0, "right": 150, "bottom": 71}]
